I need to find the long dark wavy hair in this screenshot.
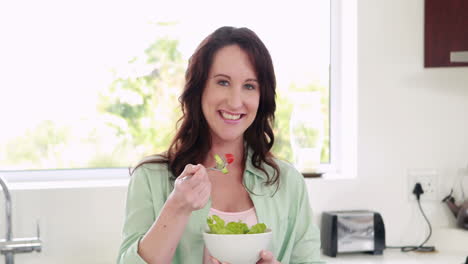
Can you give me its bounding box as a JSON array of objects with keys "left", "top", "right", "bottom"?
[{"left": 132, "top": 26, "right": 280, "bottom": 190}]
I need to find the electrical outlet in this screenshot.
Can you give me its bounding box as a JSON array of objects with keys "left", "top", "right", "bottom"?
[{"left": 407, "top": 169, "right": 439, "bottom": 202}]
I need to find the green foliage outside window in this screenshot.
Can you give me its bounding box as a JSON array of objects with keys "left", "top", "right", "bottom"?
[{"left": 0, "top": 35, "right": 329, "bottom": 170}]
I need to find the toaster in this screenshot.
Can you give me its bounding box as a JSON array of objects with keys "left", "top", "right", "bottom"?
[{"left": 321, "top": 210, "right": 386, "bottom": 257}]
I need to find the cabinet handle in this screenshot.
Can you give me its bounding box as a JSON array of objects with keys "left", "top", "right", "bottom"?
[{"left": 450, "top": 51, "right": 468, "bottom": 63}]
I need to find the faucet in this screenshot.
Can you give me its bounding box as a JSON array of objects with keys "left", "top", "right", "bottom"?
[{"left": 0, "top": 175, "right": 42, "bottom": 264}]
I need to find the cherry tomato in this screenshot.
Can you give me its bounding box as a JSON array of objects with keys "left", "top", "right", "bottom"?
[{"left": 225, "top": 153, "right": 234, "bottom": 164}]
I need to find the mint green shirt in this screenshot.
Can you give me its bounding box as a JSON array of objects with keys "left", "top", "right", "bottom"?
[{"left": 118, "top": 151, "right": 324, "bottom": 264}]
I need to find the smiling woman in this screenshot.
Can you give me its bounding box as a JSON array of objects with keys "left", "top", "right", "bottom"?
[
  {"left": 117, "top": 25, "right": 324, "bottom": 264},
  {"left": 0, "top": 0, "right": 331, "bottom": 175}
]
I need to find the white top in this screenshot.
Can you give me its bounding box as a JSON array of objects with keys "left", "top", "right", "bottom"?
[{"left": 208, "top": 207, "right": 258, "bottom": 227}]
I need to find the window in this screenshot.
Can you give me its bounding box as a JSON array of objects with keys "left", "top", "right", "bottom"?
[{"left": 0, "top": 0, "right": 357, "bottom": 182}]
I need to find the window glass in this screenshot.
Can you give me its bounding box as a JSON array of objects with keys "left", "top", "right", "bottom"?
[{"left": 0, "top": 0, "right": 330, "bottom": 171}]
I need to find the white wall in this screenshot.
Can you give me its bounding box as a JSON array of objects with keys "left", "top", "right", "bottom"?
[
  {"left": 308, "top": 0, "right": 468, "bottom": 250},
  {"left": 1, "top": 0, "right": 468, "bottom": 263},
  {"left": 5, "top": 186, "right": 126, "bottom": 263}
]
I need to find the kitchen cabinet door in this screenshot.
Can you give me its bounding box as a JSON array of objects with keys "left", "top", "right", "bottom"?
[{"left": 424, "top": 0, "right": 468, "bottom": 67}]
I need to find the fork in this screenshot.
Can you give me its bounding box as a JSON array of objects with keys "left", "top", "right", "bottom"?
[{"left": 179, "top": 154, "right": 234, "bottom": 181}]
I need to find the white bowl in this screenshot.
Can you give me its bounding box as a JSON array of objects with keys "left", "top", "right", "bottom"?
[{"left": 203, "top": 229, "right": 272, "bottom": 264}]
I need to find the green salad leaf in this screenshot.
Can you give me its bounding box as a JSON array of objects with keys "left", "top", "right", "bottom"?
[
  {"left": 247, "top": 223, "right": 267, "bottom": 234},
  {"left": 207, "top": 215, "right": 268, "bottom": 234}
]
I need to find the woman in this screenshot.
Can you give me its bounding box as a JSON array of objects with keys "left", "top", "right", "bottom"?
[{"left": 117, "top": 26, "right": 323, "bottom": 264}]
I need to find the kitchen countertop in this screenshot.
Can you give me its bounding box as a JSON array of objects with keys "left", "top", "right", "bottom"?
[
  {"left": 321, "top": 249, "right": 468, "bottom": 263},
  {"left": 321, "top": 227, "right": 468, "bottom": 263}
]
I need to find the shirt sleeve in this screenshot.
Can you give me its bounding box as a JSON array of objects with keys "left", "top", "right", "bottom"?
[
  {"left": 290, "top": 176, "right": 326, "bottom": 264},
  {"left": 117, "top": 165, "right": 167, "bottom": 264}
]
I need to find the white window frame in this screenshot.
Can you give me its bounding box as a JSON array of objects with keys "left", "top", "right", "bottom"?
[
  {"left": 318, "top": 0, "right": 357, "bottom": 179},
  {"left": 0, "top": 0, "right": 357, "bottom": 189}
]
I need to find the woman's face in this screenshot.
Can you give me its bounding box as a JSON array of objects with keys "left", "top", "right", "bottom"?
[{"left": 201, "top": 44, "right": 260, "bottom": 144}]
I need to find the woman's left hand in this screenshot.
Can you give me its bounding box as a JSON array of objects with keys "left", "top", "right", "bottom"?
[
  {"left": 210, "top": 250, "right": 280, "bottom": 264},
  {"left": 256, "top": 250, "right": 280, "bottom": 264}
]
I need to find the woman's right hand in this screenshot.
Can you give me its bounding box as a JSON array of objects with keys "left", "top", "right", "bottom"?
[{"left": 168, "top": 164, "right": 211, "bottom": 213}]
